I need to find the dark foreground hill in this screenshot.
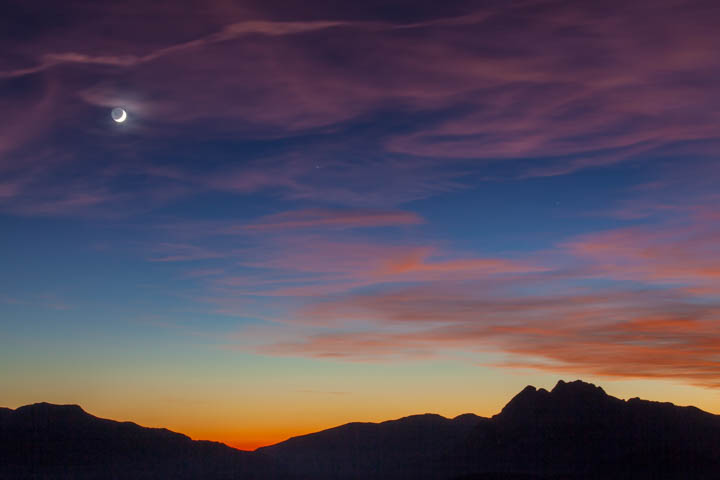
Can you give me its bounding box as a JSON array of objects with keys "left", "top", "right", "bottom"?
[
  {"left": 3, "top": 380, "right": 720, "bottom": 479},
  {"left": 260, "top": 380, "right": 720, "bottom": 479},
  {"left": 0, "top": 403, "right": 281, "bottom": 479}
]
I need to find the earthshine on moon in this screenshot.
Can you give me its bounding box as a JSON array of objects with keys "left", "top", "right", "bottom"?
[{"left": 111, "top": 107, "right": 127, "bottom": 123}]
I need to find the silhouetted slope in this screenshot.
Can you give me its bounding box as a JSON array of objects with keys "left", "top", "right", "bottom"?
[
  {"left": 258, "top": 413, "right": 485, "bottom": 479},
  {"left": 4, "top": 380, "right": 720, "bottom": 480},
  {"left": 0, "top": 403, "right": 283, "bottom": 479},
  {"left": 259, "top": 380, "right": 720, "bottom": 479},
  {"left": 459, "top": 380, "right": 720, "bottom": 479}
]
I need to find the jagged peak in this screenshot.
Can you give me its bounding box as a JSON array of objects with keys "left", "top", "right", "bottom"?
[
  {"left": 515, "top": 384, "right": 550, "bottom": 399},
  {"left": 494, "top": 385, "right": 548, "bottom": 419},
  {"left": 494, "top": 380, "right": 614, "bottom": 423},
  {"left": 551, "top": 379, "right": 607, "bottom": 397}
]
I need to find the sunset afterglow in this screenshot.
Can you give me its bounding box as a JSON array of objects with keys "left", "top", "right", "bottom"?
[{"left": 2, "top": 0, "right": 719, "bottom": 450}]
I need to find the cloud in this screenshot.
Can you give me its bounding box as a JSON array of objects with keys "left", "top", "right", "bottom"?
[
  {"left": 0, "top": 181, "right": 23, "bottom": 198},
  {"left": 3, "top": 0, "right": 720, "bottom": 390},
  {"left": 3, "top": 0, "right": 720, "bottom": 218},
  {"left": 0, "top": 77, "right": 58, "bottom": 166},
  {"left": 208, "top": 236, "right": 545, "bottom": 300},
  {"left": 255, "top": 286, "right": 720, "bottom": 386},
  {"left": 0, "top": 19, "right": 350, "bottom": 79},
  {"left": 238, "top": 208, "right": 424, "bottom": 232},
  {"left": 564, "top": 221, "right": 720, "bottom": 287},
  {"left": 147, "top": 243, "right": 226, "bottom": 262},
  {"left": 229, "top": 203, "right": 720, "bottom": 387}
]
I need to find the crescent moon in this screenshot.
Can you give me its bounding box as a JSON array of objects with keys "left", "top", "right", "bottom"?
[{"left": 112, "top": 108, "right": 127, "bottom": 123}]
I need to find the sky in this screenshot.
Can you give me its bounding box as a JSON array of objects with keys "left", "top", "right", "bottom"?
[{"left": 1, "top": 0, "right": 720, "bottom": 450}]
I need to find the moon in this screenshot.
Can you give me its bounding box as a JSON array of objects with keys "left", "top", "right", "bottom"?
[{"left": 111, "top": 107, "right": 127, "bottom": 123}]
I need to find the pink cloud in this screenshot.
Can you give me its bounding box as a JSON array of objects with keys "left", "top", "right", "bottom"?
[
  {"left": 253, "top": 286, "right": 720, "bottom": 386},
  {"left": 0, "top": 181, "right": 23, "bottom": 199},
  {"left": 564, "top": 222, "right": 720, "bottom": 287},
  {"left": 3, "top": 0, "right": 718, "bottom": 219},
  {"left": 0, "top": 79, "right": 58, "bottom": 167},
  {"left": 227, "top": 206, "right": 720, "bottom": 387},
  {"left": 239, "top": 208, "right": 423, "bottom": 232},
  {"left": 4, "top": 190, "right": 122, "bottom": 217},
  {"left": 3, "top": 0, "right": 720, "bottom": 391},
  {"left": 0, "top": 18, "right": 351, "bottom": 80},
  {"left": 147, "top": 243, "right": 225, "bottom": 262},
  {"left": 212, "top": 236, "right": 545, "bottom": 300}
]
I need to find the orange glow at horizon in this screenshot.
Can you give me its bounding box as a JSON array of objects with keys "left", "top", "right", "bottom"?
[{"left": 21, "top": 373, "right": 712, "bottom": 452}]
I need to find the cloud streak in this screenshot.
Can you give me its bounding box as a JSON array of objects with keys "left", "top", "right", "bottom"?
[
  {"left": 3, "top": 0, "right": 720, "bottom": 217},
  {"left": 0, "top": 19, "right": 351, "bottom": 79},
  {"left": 239, "top": 208, "right": 424, "bottom": 232},
  {"left": 221, "top": 200, "right": 720, "bottom": 387},
  {"left": 255, "top": 286, "right": 720, "bottom": 387},
  {"left": 3, "top": 0, "right": 720, "bottom": 392}
]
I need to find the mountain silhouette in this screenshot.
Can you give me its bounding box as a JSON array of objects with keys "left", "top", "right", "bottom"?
[
  {"left": 0, "top": 402, "right": 281, "bottom": 479},
  {"left": 257, "top": 412, "right": 486, "bottom": 479},
  {"left": 458, "top": 380, "right": 720, "bottom": 479},
  {"left": 3, "top": 380, "right": 720, "bottom": 479}
]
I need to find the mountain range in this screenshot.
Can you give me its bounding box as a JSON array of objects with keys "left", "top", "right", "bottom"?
[{"left": 2, "top": 380, "right": 719, "bottom": 479}]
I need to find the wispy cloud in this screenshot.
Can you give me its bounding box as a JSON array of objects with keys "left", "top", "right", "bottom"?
[
  {"left": 0, "top": 19, "right": 350, "bottom": 79},
  {"left": 254, "top": 286, "right": 720, "bottom": 386},
  {"left": 212, "top": 237, "right": 545, "bottom": 299},
  {"left": 220, "top": 201, "right": 720, "bottom": 387},
  {"left": 147, "top": 243, "right": 226, "bottom": 262},
  {"left": 239, "top": 208, "right": 424, "bottom": 232},
  {"left": 564, "top": 221, "right": 720, "bottom": 286},
  {"left": 3, "top": 0, "right": 720, "bottom": 218},
  {"left": 3, "top": 0, "right": 720, "bottom": 391}
]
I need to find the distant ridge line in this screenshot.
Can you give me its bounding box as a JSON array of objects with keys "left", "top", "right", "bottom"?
[{"left": 3, "top": 379, "right": 720, "bottom": 480}]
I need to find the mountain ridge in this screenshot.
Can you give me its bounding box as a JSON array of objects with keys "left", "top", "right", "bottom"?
[{"left": 3, "top": 380, "right": 720, "bottom": 479}]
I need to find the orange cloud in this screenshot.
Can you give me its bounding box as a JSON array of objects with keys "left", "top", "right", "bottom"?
[
  {"left": 253, "top": 286, "right": 720, "bottom": 387},
  {"left": 213, "top": 238, "right": 545, "bottom": 300},
  {"left": 377, "top": 248, "right": 544, "bottom": 278},
  {"left": 234, "top": 208, "right": 720, "bottom": 388}
]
